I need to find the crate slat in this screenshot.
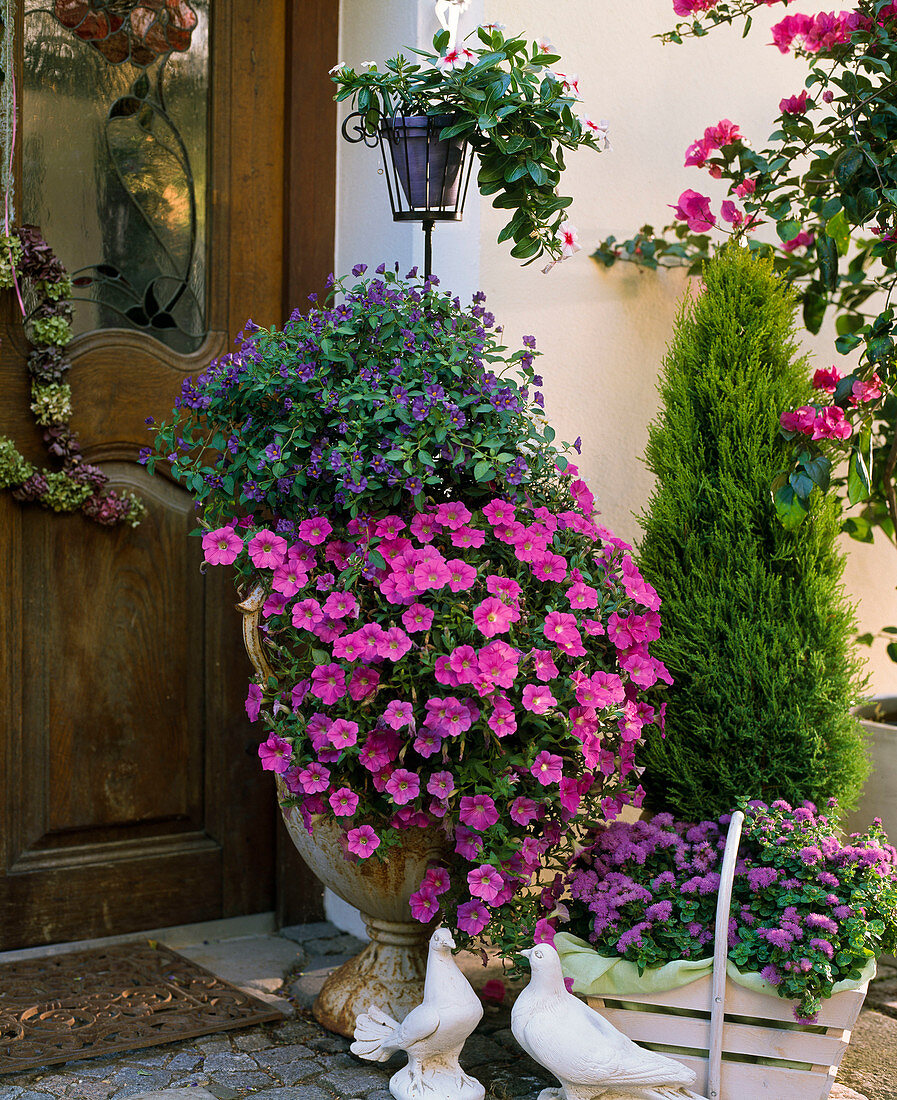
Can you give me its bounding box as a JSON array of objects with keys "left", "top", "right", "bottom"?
[{"left": 671, "top": 1052, "right": 836, "bottom": 1099}]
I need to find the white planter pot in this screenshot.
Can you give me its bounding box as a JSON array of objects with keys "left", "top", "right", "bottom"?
[
  {"left": 849, "top": 695, "right": 897, "bottom": 844},
  {"left": 586, "top": 973, "right": 868, "bottom": 1100}
]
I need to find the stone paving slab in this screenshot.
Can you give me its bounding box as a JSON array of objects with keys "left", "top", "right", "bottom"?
[{"left": 3, "top": 923, "right": 896, "bottom": 1100}]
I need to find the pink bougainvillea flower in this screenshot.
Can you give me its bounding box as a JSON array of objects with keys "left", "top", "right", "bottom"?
[
  {"left": 427, "top": 771, "right": 456, "bottom": 799},
  {"left": 446, "top": 558, "right": 478, "bottom": 592},
  {"left": 349, "top": 666, "right": 380, "bottom": 701},
  {"left": 467, "top": 863, "right": 504, "bottom": 903},
  {"left": 522, "top": 683, "right": 558, "bottom": 714},
  {"left": 329, "top": 786, "right": 359, "bottom": 817},
  {"left": 783, "top": 230, "right": 815, "bottom": 252},
  {"left": 852, "top": 373, "right": 882, "bottom": 404},
  {"left": 720, "top": 200, "right": 744, "bottom": 226},
  {"left": 813, "top": 366, "right": 841, "bottom": 393},
  {"left": 297, "top": 516, "right": 332, "bottom": 545},
  {"left": 298, "top": 761, "right": 330, "bottom": 794},
  {"left": 735, "top": 177, "right": 757, "bottom": 197},
  {"left": 459, "top": 793, "right": 499, "bottom": 831},
  {"left": 456, "top": 899, "right": 490, "bottom": 935},
  {"left": 310, "top": 662, "right": 347, "bottom": 705},
  {"left": 812, "top": 405, "right": 853, "bottom": 441},
  {"left": 202, "top": 525, "right": 243, "bottom": 566},
  {"left": 386, "top": 767, "right": 421, "bottom": 805},
  {"left": 780, "top": 405, "right": 817, "bottom": 434},
  {"left": 409, "top": 885, "right": 440, "bottom": 923},
  {"left": 671, "top": 189, "right": 716, "bottom": 232},
  {"left": 346, "top": 824, "right": 380, "bottom": 858},
  {"left": 473, "top": 597, "right": 517, "bottom": 638},
  {"left": 780, "top": 90, "right": 809, "bottom": 115},
  {"left": 531, "top": 750, "right": 564, "bottom": 786},
  {"left": 245, "top": 682, "right": 263, "bottom": 722},
  {"left": 401, "top": 602, "right": 434, "bottom": 633},
  {"left": 258, "top": 733, "right": 292, "bottom": 773},
  {"left": 248, "top": 529, "right": 288, "bottom": 569}
]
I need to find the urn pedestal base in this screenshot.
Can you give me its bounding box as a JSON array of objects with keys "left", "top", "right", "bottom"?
[{"left": 313, "top": 916, "right": 431, "bottom": 1038}]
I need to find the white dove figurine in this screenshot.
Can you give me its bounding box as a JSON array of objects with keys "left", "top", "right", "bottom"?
[
  {"left": 351, "top": 926, "right": 485, "bottom": 1100},
  {"left": 511, "top": 942, "right": 709, "bottom": 1100},
  {"left": 434, "top": 0, "right": 471, "bottom": 48}
]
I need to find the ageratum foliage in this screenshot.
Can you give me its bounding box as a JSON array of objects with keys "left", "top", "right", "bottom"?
[{"left": 147, "top": 265, "right": 573, "bottom": 527}]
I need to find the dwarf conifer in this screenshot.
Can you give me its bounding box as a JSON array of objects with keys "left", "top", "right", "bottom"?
[{"left": 637, "top": 244, "right": 868, "bottom": 821}]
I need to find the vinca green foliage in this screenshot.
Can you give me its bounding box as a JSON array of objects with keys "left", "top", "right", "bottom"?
[{"left": 636, "top": 246, "right": 868, "bottom": 820}]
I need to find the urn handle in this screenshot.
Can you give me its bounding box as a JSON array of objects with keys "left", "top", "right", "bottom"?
[{"left": 235, "top": 583, "right": 276, "bottom": 682}]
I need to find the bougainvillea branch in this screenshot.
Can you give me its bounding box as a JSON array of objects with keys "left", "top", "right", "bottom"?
[{"left": 0, "top": 225, "right": 145, "bottom": 526}]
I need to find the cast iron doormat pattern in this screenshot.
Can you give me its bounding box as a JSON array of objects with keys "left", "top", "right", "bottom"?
[{"left": 0, "top": 941, "right": 284, "bottom": 1072}]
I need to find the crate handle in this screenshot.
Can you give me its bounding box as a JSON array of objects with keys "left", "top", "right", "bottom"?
[{"left": 708, "top": 809, "right": 744, "bottom": 1099}]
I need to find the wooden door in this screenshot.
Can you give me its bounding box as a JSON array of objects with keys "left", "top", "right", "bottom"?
[{"left": 0, "top": 0, "right": 336, "bottom": 950}]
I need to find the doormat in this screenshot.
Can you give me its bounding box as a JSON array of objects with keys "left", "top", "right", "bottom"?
[{"left": 0, "top": 941, "right": 285, "bottom": 1073}]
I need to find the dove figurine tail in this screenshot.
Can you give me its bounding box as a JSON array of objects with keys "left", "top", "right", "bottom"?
[{"left": 350, "top": 1003, "right": 401, "bottom": 1062}]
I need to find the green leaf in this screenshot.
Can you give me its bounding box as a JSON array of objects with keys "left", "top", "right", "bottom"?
[
  {"left": 847, "top": 436, "right": 872, "bottom": 506},
  {"left": 856, "top": 632, "right": 875, "bottom": 646},
  {"left": 886, "top": 642, "right": 897, "bottom": 663},
  {"left": 777, "top": 219, "right": 802, "bottom": 243},
  {"left": 473, "top": 460, "right": 495, "bottom": 482},
  {"left": 773, "top": 483, "right": 811, "bottom": 530},
  {"left": 834, "top": 146, "right": 865, "bottom": 188},
  {"left": 311, "top": 648, "right": 331, "bottom": 666},
  {"left": 826, "top": 208, "right": 851, "bottom": 253},
  {"left": 842, "top": 515, "right": 874, "bottom": 543},
  {"left": 816, "top": 234, "right": 838, "bottom": 293}
]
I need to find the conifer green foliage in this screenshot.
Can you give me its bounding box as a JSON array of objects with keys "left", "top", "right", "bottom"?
[{"left": 637, "top": 245, "right": 868, "bottom": 821}]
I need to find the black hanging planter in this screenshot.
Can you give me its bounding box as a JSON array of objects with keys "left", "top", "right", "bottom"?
[{"left": 342, "top": 110, "right": 475, "bottom": 278}]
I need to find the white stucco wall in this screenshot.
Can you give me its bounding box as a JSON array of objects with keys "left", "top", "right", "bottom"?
[{"left": 334, "top": 0, "right": 897, "bottom": 694}]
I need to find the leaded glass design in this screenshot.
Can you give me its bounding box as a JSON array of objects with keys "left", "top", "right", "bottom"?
[{"left": 22, "top": 2, "right": 209, "bottom": 353}]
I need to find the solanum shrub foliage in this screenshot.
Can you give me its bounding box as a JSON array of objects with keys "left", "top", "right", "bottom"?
[
  {"left": 596, "top": 1, "right": 897, "bottom": 641},
  {"left": 147, "top": 266, "right": 670, "bottom": 957}
]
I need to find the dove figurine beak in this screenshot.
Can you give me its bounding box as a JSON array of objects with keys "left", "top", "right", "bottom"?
[{"left": 519, "top": 948, "right": 533, "bottom": 960}]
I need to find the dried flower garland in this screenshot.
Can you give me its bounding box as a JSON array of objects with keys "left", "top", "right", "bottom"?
[{"left": 0, "top": 225, "right": 144, "bottom": 526}]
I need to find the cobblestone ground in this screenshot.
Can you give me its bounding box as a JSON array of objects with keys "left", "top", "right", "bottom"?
[{"left": 0, "top": 929, "right": 894, "bottom": 1100}]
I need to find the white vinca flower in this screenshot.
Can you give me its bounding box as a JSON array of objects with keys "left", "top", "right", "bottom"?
[
  {"left": 328, "top": 61, "right": 347, "bottom": 74},
  {"left": 581, "top": 117, "right": 612, "bottom": 151}
]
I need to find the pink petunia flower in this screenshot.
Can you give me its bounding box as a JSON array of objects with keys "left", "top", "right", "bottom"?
[
  {"left": 530, "top": 648, "right": 559, "bottom": 682},
  {"left": 510, "top": 796, "right": 541, "bottom": 825},
  {"left": 329, "top": 786, "right": 359, "bottom": 816},
  {"left": 202, "top": 526, "right": 243, "bottom": 566},
  {"left": 467, "top": 863, "right": 504, "bottom": 904},
  {"left": 292, "top": 598, "right": 324, "bottom": 630},
  {"left": 327, "top": 718, "right": 359, "bottom": 750},
  {"left": 273, "top": 560, "right": 307, "bottom": 596},
  {"left": 245, "top": 682, "right": 263, "bottom": 722},
  {"left": 427, "top": 771, "right": 456, "bottom": 799},
  {"left": 346, "top": 824, "right": 380, "bottom": 858},
  {"left": 402, "top": 602, "right": 434, "bottom": 633},
  {"left": 297, "top": 516, "right": 332, "bottom": 545},
  {"left": 349, "top": 666, "right": 380, "bottom": 701},
  {"left": 531, "top": 750, "right": 563, "bottom": 786},
  {"left": 530, "top": 550, "right": 568, "bottom": 583},
  {"left": 258, "top": 733, "right": 292, "bottom": 773},
  {"left": 459, "top": 793, "right": 499, "bottom": 831},
  {"left": 298, "top": 761, "right": 330, "bottom": 794},
  {"left": 383, "top": 699, "right": 414, "bottom": 730},
  {"left": 409, "top": 886, "right": 440, "bottom": 923},
  {"left": 446, "top": 559, "right": 478, "bottom": 591},
  {"left": 310, "top": 663, "right": 347, "bottom": 705},
  {"left": 421, "top": 867, "right": 451, "bottom": 895},
  {"left": 323, "top": 591, "right": 359, "bottom": 619},
  {"left": 456, "top": 899, "right": 490, "bottom": 935},
  {"left": 522, "top": 683, "right": 558, "bottom": 714},
  {"left": 248, "top": 529, "right": 288, "bottom": 569},
  {"left": 473, "top": 597, "right": 517, "bottom": 638},
  {"left": 483, "top": 499, "right": 516, "bottom": 525},
  {"left": 386, "top": 768, "right": 421, "bottom": 805},
  {"left": 436, "top": 501, "right": 472, "bottom": 530}
]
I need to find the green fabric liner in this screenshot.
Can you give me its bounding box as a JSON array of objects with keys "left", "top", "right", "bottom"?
[{"left": 555, "top": 931, "right": 876, "bottom": 1003}]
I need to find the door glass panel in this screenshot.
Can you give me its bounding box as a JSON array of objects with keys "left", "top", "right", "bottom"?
[{"left": 22, "top": 1, "right": 210, "bottom": 354}]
